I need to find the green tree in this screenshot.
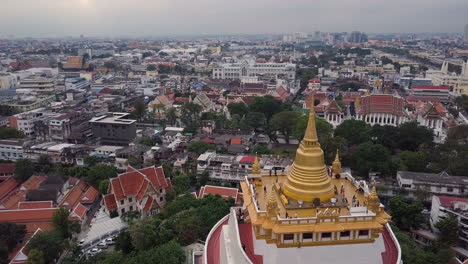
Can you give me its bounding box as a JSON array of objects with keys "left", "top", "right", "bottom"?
[
  {"left": 388, "top": 196, "right": 424, "bottom": 230},
  {"left": 27, "top": 249, "right": 45, "bottom": 264},
  {"left": 99, "top": 179, "right": 109, "bottom": 194},
  {"left": 397, "top": 151, "right": 427, "bottom": 172},
  {"left": 166, "top": 108, "right": 177, "bottom": 126},
  {"left": 248, "top": 96, "right": 282, "bottom": 121},
  {"left": 181, "top": 102, "right": 202, "bottom": 133},
  {"left": 0, "top": 222, "right": 26, "bottom": 252},
  {"left": 0, "top": 127, "right": 24, "bottom": 139},
  {"left": 227, "top": 102, "right": 249, "bottom": 117},
  {"left": 151, "top": 240, "right": 185, "bottom": 264},
  {"left": 335, "top": 119, "right": 372, "bottom": 146},
  {"left": 352, "top": 142, "right": 392, "bottom": 176},
  {"left": 52, "top": 206, "right": 78, "bottom": 238},
  {"left": 188, "top": 141, "right": 214, "bottom": 155},
  {"left": 115, "top": 231, "right": 134, "bottom": 254},
  {"left": 434, "top": 216, "right": 459, "bottom": 246},
  {"left": 397, "top": 121, "right": 434, "bottom": 151},
  {"left": 26, "top": 231, "right": 63, "bottom": 263},
  {"left": 172, "top": 173, "right": 191, "bottom": 194},
  {"left": 269, "top": 111, "right": 300, "bottom": 144},
  {"left": 86, "top": 164, "right": 117, "bottom": 187},
  {"left": 84, "top": 156, "right": 99, "bottom": 167},
  {"left": 133, "top": 99, "right": 147, "bottom": 121},
  {"left": 244, "top": 112, "right": 266, "bottom": 130},
  {"left": 252, "top": 144, "right": 272, "bottom": 155},
  {"left": 14, "top": 159, "right": 35, "bottom": 182}
]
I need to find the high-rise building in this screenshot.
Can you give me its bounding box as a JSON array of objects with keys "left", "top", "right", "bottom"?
[
  {"left": 464, "top": 24, "right": 468, "bottom": 43},
  {"left": 204, "top": 93, "right": 401, "bottom": 264}
]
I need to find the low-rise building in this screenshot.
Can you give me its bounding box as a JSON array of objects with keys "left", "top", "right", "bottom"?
[
  {"left": 197, "top": 152, "right": 292, "bottom": 183},
  {"left": 89, "top": 112, "right": 137, "bottom": 146},
  {"left": 412, "top": 85, "right": 450, "bottom": 102},
  {"left": 397, "top": 171, "right": 468, "bottom": 196},
  {"left": 102, "top": 166, "right": 173, "bottom": 217},
  {"left": 0, "top": 139, "right": 24, "bottom": 160}
]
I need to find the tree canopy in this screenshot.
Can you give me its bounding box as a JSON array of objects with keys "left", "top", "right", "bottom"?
[
  {"left": 269, "top": 111, "right": 300, "bottom": 144},
  {"left": 14, "top": 159, "right": 35, "bottom": 182},
  {"left": 388, "top": 196, "right": 424, "bottom": 230},
  {"left": 334, "top": 120, "right": 372, "bottom": 146}
]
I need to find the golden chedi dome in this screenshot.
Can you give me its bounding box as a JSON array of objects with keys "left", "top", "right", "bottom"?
[{"left": 282, "top": 92, "right": 335, "bottom": 203}]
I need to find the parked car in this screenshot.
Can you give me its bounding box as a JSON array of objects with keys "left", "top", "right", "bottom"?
[
  {"left": 105, "top": 238, "right": 115, "bottom": 245},
  {"left": 88, "top": 248, "right": 102, "bottom": 255},
  {"left": 97, "top": 242, "right": 108, "bottom": 249},
  {"left": 79, "top": 239, "right": 85, "bottom": 245}
]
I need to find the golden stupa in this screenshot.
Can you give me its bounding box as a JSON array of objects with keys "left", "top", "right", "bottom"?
[{"left": 282, "top": 92, "right": 335, "bottom": 202}]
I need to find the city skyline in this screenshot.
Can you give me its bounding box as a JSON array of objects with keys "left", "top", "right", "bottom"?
[{"left": 1, "top": 0, "right": 467, "bottom": 37}]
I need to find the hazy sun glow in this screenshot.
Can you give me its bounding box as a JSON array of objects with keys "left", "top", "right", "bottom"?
[{"left": 79, "top": 0, "right": 90, "bottom": 7}]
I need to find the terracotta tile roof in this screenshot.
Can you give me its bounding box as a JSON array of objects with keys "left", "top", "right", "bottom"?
[
  {"left": 110, "top": 178, "right": 125, "bottom": 201},
  {"left": 199, "top": 185, "right": 239, "bottom": 203},
  {"left": 143, "top": 196, "right": 154, "bottom": 212},
  {"left": 59, "top": 184, "right": 86, "bottom": 210},
  {"left": 0, "top": 190, "right": 25, "bottom": 209},
  {"left": 103, "top": 193, "right": 117, "bottom": 212},
  {"left": 0, "top": 163, "right": 15, "bottom": 175},
  {"left": 136, "top": 180, "right": 149, "bottom": 201},
  {"left": 202, "top": 138, "right": 215, "bottom": 144},
  {"left": 412, "top": 85, "right": 450, "bottom": 90},
  {"left": 63, "top": 56, "right": 83, "bottom": 69},
  {"left": 0, "top": 177, "right": 20, "bottom": 201},
  {"left": 20, "top": 176, "right": 47, "bottom": 191},
  {"left": 18, "top": 201, "right": 53, "bottom": 209},
  {"left": 0, "top": 208, "right": 57, "bottom": 230},
  {"left": 437, "top": 195, "right": 468, "bottom": 207},
  {"left": 70, "top": 203, "right": 87, "bottom": 221},
  {"left": 119, "top": 171, "right": 145, "bottom": 197},
  {"left": 80, "top": 186, "right": 98, "bottom": 204},
  {"left": 359, "top": 94, "right": 406, "bottom": 116},
  {"left": 240, "top": 156, "right": 256, "bottom": 164},
  {"left": 140, "top": 167, "right": 169, "bottom": 189},
  {"left": 230, "top": 138, "right": 242, "bottom": 145}
]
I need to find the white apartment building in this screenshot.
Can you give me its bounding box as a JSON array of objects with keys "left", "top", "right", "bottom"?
[
  {"left": 65, "top": 77, "right": 90, "bottom": 90},
  {"left": 0, "top": 140, "right": 24, "bottom": 160},
  {"left": 0, "top": 73, "right": 18, "bottom": 90},
  {"left": 397, "top": 171, "right": 468, "bottom": 196},
  {"left": 430, "top": 195, "right": 468, "bottom": 249},
  {"left": 426, "top": 61, "right": 468, "bottom": 95},
  {"left": 212, "top": 60, "right": 296, "bottom": 80},
  {"left": 18, "top": 77, "right": 55, "bottom": 93},
  {"left": 9, "top": 108, "right": 53, "bottom": 136},
  {"left": 197, "top": 151, "right": 292, "bottom": 182}
]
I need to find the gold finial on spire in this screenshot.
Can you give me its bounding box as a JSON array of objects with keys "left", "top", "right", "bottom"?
[
  {"left": 303, "top": 91, "right": 319, "bottom": 143},
  {"left": 252, "top": 154, "right": 261, "bottom": 174},
  {"left": 332, "top": 149, "right": 342, "bottom": 175},
  {"left": 282, "top": 91, "right": 335, "bottom": 203},
  {"left": 367, "top": 185, "right": 380, "bottom": 212}
]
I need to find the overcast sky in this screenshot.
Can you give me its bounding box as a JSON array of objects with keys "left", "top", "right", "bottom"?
[{"left": 1, "top": 0, "right": 467, "bottom": 37}]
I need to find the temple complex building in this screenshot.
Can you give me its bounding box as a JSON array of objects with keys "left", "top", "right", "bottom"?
[
  {"left": 355, "top": 93, "right": 409, "bottom": 127},
  {"left": 204, "top": 93, "right": 402, "bottom": 264}
]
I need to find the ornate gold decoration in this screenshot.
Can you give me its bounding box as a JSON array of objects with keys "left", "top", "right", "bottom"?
[{"left": 282, "top": 92, "right": 335, "bottom": 202}]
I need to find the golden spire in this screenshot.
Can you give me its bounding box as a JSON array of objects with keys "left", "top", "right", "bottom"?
[
  {"left": 267, "top": 188, "right": 277, "bottom": 216},
  {"left": 355, "top": 95, "right": 361, "bottom": 109},
  {"left": 252, "top": 155, "right": 261, "bottom": 174},
  {"left": 282, "top": 91, "right": 335, "bottom": 203},
  {"left": 332, "top": 149, "right": 342, "bottom": 175},
  {"left": 367, "top": 185, "right": 380, "bottom": 212},
  {"left": 303, "top": 93, "right": 319, "bottom": 142}
]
